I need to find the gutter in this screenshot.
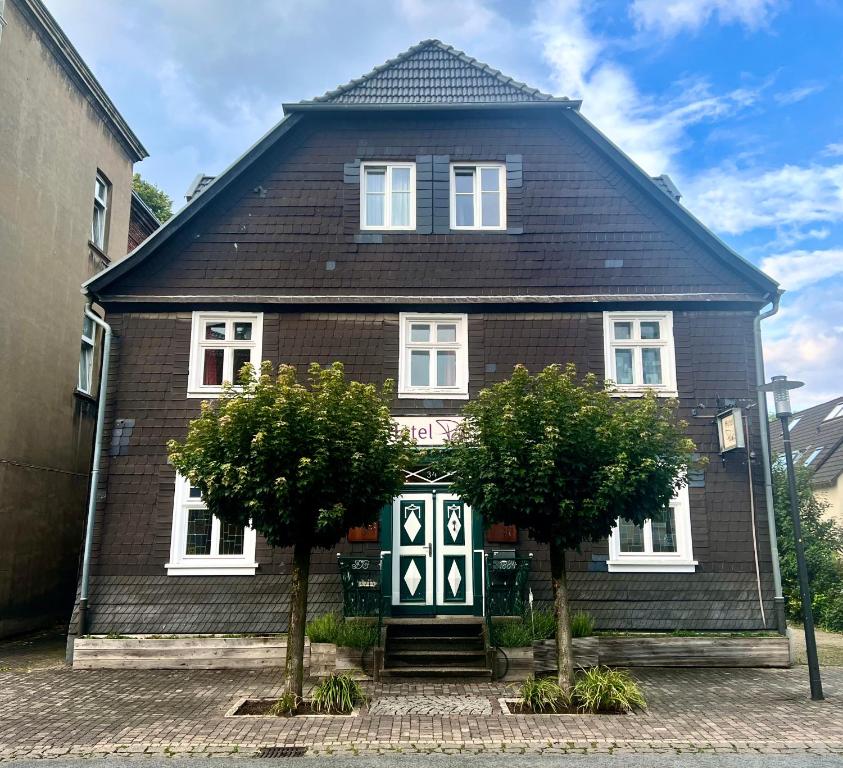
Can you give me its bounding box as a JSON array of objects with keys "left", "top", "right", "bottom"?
[
  {"left": 283, "top": 100, "right": 582, "bottom": 113},
  {"left": 76, "top": 304, "right": 112, "bottom": 637},
  {"left": 754, "top": 289, "right": 786, "bottom": 633}
]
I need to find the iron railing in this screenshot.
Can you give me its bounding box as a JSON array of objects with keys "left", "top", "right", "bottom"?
[{"left": 484, "top": 553, "right": 532, "bottom": 648}]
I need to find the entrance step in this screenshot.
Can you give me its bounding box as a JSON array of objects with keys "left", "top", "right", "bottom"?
[{"left": 382, "top": 617, "right": 490, "bottom": 679}]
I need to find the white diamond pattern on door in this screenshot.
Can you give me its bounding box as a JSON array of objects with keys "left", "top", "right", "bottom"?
[
  {"left": 393, "top": 494, "right": 434, "bottom": 607},
  {"left": 436, "top": 495, "right": 473, "bottom": 606}
]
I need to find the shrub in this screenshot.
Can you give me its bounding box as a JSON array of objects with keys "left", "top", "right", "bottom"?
[
  {"left": 310, "top": 673, "right": 366, "bottom": 714},
  {"left": 570, "top": 611, "right": 595, "bottom": 638},
  {"left": 306, "top": 613, "right": 379, "bottom": 649},
  {"left": 516, "top": 675, "right": 568, "bottom": 713},
  {"left": 268, "top": 691, "right": 300, "bottom": 717},
  {"left": 492, "top": 620, "right": 533, "bottom": 647},
  {"left": 571, "top": 666, "right": 646, "bottom": 713}
]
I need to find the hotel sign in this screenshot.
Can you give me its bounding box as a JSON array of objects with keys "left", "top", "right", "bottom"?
[{"left": 393, "top": 416, "right": 464, "bottom": 447}]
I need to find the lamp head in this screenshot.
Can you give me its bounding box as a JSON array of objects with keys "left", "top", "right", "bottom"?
[{"left": 758, "top": 375, "right": 805, "bottom": 418}]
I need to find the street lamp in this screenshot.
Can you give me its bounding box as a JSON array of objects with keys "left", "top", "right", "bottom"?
[{"left": 759, "top": 375, "right": 823, "bottom": 701}]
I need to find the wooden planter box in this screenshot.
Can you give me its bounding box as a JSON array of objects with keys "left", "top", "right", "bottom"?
[
  {"left": 73, "top": 635, "right": 296, "bottom": 670},
  {"left": 598, "top": 635, "right": 791, "bottom": 668},
  {"left": 532, "top": 637, "right": 599, "bottom": 676},
  {"left": 495, "top": 647, "right": 534, "bottom": 681}
]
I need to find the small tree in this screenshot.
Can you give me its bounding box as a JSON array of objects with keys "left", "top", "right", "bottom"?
[
  {"left": 772, "top": 462, "right": 843, "bottom": 628},
  {"left": 132, "top": 173, "right": 173, "bottom": 222},
  {"left": 168, "top": 362, "right": 413, "bottom": 695},
  {"left": 441, "top": 364, "right": 695, "bottom": 690}
]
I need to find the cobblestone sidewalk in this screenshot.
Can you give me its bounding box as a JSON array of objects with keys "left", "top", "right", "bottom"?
[{"left": 0, "top": 662, "right": 842, "bottom": 760}]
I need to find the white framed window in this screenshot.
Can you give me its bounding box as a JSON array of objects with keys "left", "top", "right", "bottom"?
[
  {"left": 608, "top": 485, "right": 696, "bottom": 572},
  {"left": 603, "top": 311, "right": 677, "bottom": 396},
  {"left": 166, "top": 474, "right": 258, "bottom": 576},
  {"left": 398, "top": 313, "right": 469, "bottom": 399},
  {"left": 78, "top": 316, "right": 96, "bottom": 395},
  {"left": 187, "top": 312, "right": 263, "bottom": 398},
  {"left": 91, "top": 172, "right": 109, "bottom": 249},
  {"left": 450, "top": 163, "right": 506, "bottom": 230},
  {"left": 825, "top": 404, "right": 843, "bottom": 421},
  {"left": 803, "top": 447, "right": 823, "bottom": 466},
  {"left": 360, "top": 162, "right": 416, "bottom": 230}
]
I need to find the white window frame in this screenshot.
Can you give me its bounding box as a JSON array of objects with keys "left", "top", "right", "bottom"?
[
  {"left": 449, "top": 163, "right": 506, "bottom": 231},
  {"left": 603, "top": 311, "right": 677, "bottom": 396},
  {"left": 165, "top": 474, "right": 258, "bottom": 576},
  {"left": 608, "top": 485, "right": 696, "bottom": 572},
  {"left": 398, "top": 313, "right": 469, "bottom": 399},
  {"left": 78, "top": 316, "right": 96, "bottom": 395},
  {"left": 91, "top": 172, "right": 109, "bottom": 249},
  {"left": 360, "top": 162, "right": 416, "bottom": 231},
  {"left": 825, "top": 404, "right": 843, "bottom": 421},
  {"left": 187, "top": 312, "right": 263, "bottom": 398}
]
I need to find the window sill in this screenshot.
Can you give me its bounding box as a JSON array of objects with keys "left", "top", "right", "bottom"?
[
  {"left": 74, "top": 388, "right": 97, "bottom": 404},
  {"left": 449, "top": 227, "right": 507, "bottom": 233},
  {"left": 609, "top": 388, "right": 678, "bottom": 398},
  {"left": 398, "top": 390, "right": 470, "bottom": 400},
  {"left": 607, "top": 559, "right": 697, "bottom": 573},
  {"left": 165, "top": 562, "right": 258, "bottom": 576},
  {"left": 88, "top": 240, "right": 110, "bottom": 265},
  {"left": 360, "top": 227, "right": 416, "bottom": 233}
]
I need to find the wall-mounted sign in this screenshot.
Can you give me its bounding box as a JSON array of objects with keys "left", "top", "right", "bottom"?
[
  {"left": 393, "top": 416, "right": 464, "bottom": 446},
  {"left": 717, "top": 408, "right": 745, "bottom": 452}
]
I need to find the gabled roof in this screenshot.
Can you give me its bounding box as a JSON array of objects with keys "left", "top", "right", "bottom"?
[
  {"left": 185, "top": 173, "right": 215, "bottom": 202},
  {"left": 83, "top": 40, "right": 779, "bottom": 300},
  {"left": 12, "top": 0, "right": 147, "bottom": 162},
  {"left": 769, "top": 396, "right": 843, "bottom": 487},
  {"left": 284, "top": 39, "right": 579, "bottom": 110}
]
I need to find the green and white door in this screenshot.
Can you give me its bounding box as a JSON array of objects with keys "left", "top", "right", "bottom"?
[{"left": 391, "top": 492, "right": 477, "bottom": 614}]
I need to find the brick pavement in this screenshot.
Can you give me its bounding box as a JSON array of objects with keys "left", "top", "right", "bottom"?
[{"left": 0, "top": 665, "right": 841, "bottom": 759}]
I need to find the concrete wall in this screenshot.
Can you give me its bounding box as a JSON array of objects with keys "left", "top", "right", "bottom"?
[{"left": 0, "top": 0, "right": 135, "bottom": 636}]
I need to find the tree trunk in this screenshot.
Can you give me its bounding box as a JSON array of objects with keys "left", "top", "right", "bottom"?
[
  {"left": 284, "top": 541, "right": 312, "bottom": 696},
  {"left": 549, "top": 540, "right": 574, "bottom": 692}
]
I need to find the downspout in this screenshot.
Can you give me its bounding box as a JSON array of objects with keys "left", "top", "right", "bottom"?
[
  {"left": 77, "top": 302, "right": 112, "bottom": 637},
  {"left": 754, "top": 290, "right": 786, "bottom": 633}
]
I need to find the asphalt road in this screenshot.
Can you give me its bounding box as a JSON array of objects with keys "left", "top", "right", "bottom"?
[{"left": 5, "top": 756, "right": 841, "bottom": 767}]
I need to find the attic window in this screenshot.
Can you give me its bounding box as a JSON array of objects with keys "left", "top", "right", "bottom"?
[
  {"left": 804, "top": 447, "right": 823, "bottom": 466},
  {"left": 360, "top": 163, "right": 415, "bottom": 230},
  {"left": 825, "top": 404, "right": 843, "bottom": 421},
  {"left": 450, "top": 164, "right": 506, "bottom": 230}
]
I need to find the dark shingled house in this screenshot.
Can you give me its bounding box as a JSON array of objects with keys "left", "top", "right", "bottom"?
[{"left": 73, "top": 40, "right": 786, "bottom": 662}]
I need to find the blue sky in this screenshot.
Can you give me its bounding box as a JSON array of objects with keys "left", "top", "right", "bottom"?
[{"left": 48, "top": 0, "right": 843, "bottom": 410}]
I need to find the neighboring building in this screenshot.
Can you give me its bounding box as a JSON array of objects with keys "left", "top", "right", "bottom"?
[
  {"left": 770, "top": 396, "right": 843, "bottom": 526},
  {"left": 74, "top": 41, "right": 782, "bottom": 658},
  {"left": 0, "top": 0, "right": 146, "bottom": 637},
  {"left": 128, "top": 190, "right": 161, "bottom": 253}
]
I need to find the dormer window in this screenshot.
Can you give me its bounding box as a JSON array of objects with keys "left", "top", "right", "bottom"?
[
  {"left": 360, "top": 163, "right": 415, "bottom": 230},
  {"left": 450, "top": 163, "right": 506, "bottom": 230}
]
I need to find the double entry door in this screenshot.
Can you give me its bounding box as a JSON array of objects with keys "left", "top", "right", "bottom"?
[{"left": 391, "top": 491, "right": 477, "bottom": 615}]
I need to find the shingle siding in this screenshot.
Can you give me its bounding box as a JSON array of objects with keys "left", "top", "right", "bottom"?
[
  {"left": 74, "top": 308, "right": 776, "bottom": 634},
  {"left": 103, "top": 111, "right": 761, "bottom": 300}
]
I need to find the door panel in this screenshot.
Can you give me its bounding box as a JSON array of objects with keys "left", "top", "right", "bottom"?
[
  {"left": 392, "top": 495, "right": 434, "bottom": 610},
  {"left": 435, "top": 495, "right": 473, "bottom": 608}
]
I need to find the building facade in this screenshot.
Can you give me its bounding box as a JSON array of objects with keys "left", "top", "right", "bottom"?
[
  {"left": 74, "top": 41, "right": 782, "bottom": 643},
  {"left": 0, "top": 0, "right": 146, "bottom": 637},
  {"left": 770, "top": 396, "right": 843, "bottom": 526}
]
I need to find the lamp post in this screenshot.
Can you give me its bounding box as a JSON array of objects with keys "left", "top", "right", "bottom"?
[{"left": 759, "top": 375, "right": 823, "bottom": 701}]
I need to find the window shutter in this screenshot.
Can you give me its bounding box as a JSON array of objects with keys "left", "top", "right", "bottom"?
[
  {"left": 432, "top": 154, "right": 450, "bottom": 234},
  {"left": 416, "top": 154, "right": 433, "bottom": 234},
  {"left": 505, "top": 154, "right": 523, "bottom": 235},
  {"left": 343, "top": 160, "right": 361, "bottom": 236}
]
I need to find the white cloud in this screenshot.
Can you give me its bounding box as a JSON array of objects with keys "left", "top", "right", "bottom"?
[
  {"left": 763, "top": 286, "right": 843, "bottom": 409},
  {"left": 532, "top": 0, "right": 763, "bottom": 175},
  {"left": 682, "top": 162, "right": 843, "bottom": 235},
  {"left": 773, "top": 83, "right": 825, "bottom": 105},
  {"left": 630, "top": 0, "right": 784, "bottom": 36},
  {"left": 760, "top": 249, "right": 843, "bottom": 291},
  {"left": 823, "top": 142, "right": 843, "bottom": 157}
]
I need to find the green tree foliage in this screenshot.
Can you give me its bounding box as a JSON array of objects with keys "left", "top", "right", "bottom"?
[
  {"left": 440, "top": 364, "right": 695, "bottom": 689},
  {"left": 772, "top": 462, "right": 843, "bottom": 630},
  {"left": 168, "top": 362, "right": 414, "bottom": 694},
  {"left": 132, "top": 173, "right": 173, "bottom": 222}
]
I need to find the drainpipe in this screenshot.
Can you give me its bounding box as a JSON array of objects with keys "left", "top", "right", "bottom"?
[
  {"left": 77, "top": 303, "right": 112, "bottom": 637},
  {"left": 754, "top": 290, "right": 786, "bottom": 634}
]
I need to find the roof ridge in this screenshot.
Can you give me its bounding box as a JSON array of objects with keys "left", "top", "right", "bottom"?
[{"left": 308, "top": 38, "right": 556, "bottom": 105}]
